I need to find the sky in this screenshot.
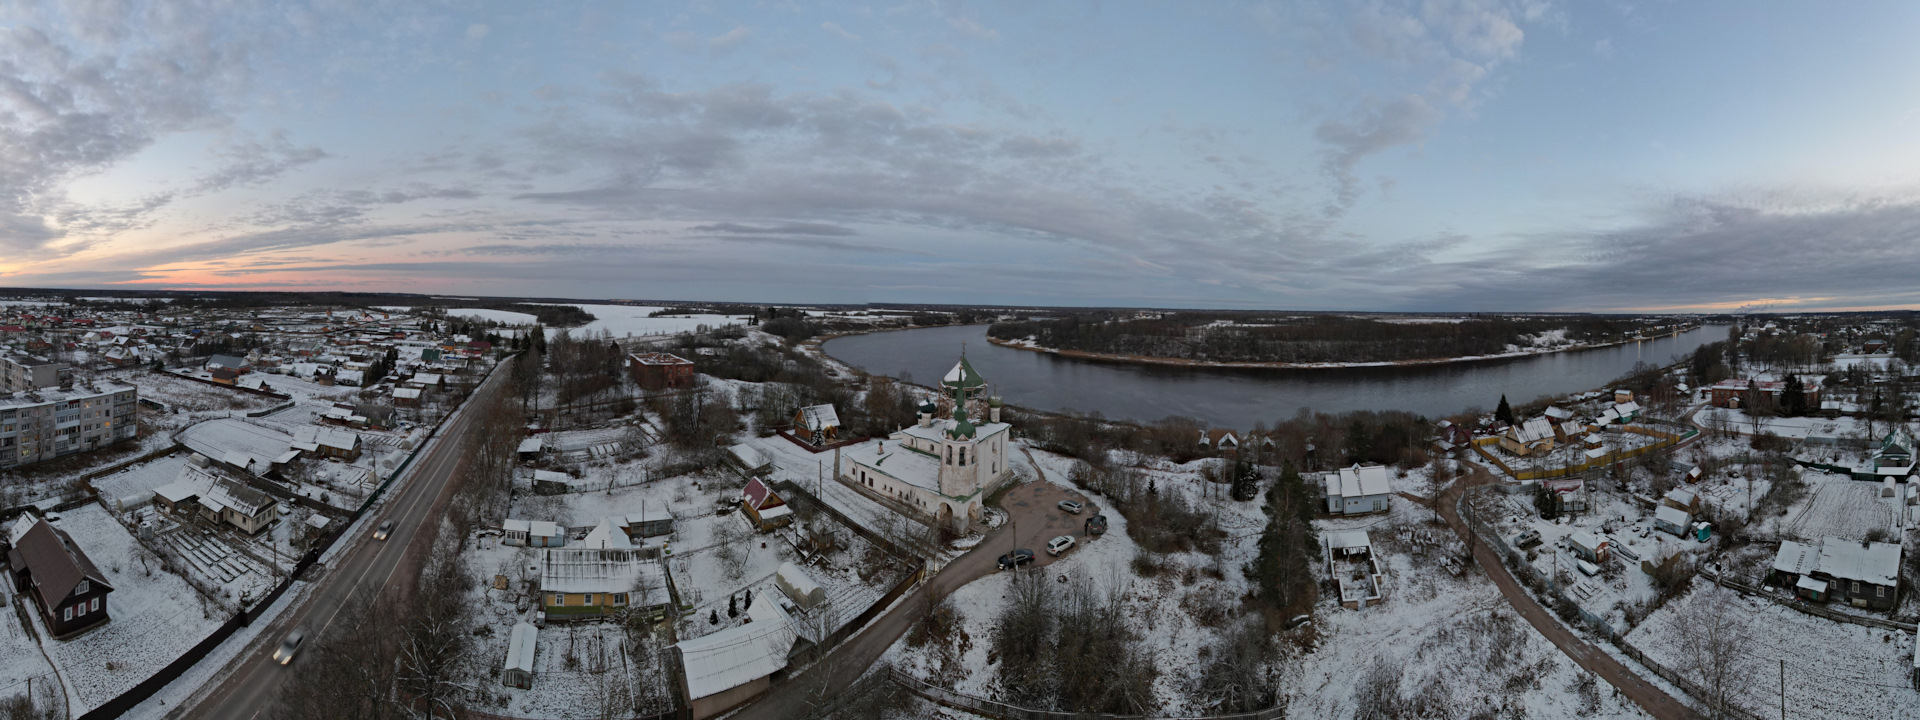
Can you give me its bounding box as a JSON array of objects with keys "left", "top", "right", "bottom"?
[{"left": 4, "top": 1, "right": 1920, "bottom": 313}]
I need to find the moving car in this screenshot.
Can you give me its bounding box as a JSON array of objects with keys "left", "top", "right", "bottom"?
[
  {"left": 1057, "top": 499, "right": 1084, "bottom": 514},
  {"left": 374, "top": 521, "right": 394, "bottom": 541},
  {"left": 1046, "top": 535, "right": 1076, "bottom": 557},
  {"left": 997, "top": 548, "right": 1035, "bottom": 570},
  {"left": 1085, "top": 514, "right": 1108, "bottom": 536},
  {"left": 272, "top": 628, "right": 307, "bottom": 665}
]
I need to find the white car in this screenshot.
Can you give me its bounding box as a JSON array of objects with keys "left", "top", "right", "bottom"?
[
  {"left": 1046, "top": 535, "right": 1076, "bottom": 557},
  {"left": 272, "top": 628, "right": 307, "bottom": 665}
]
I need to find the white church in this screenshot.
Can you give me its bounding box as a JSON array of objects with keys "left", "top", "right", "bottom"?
[{"left": 840, "top": 354, "right": 1014, "bottom": 533}]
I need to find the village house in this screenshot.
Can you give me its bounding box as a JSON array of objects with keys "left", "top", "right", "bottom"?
[
  {"left": 293, "top": 426, "right": 362, "bottom": 461},
  {"left": 1775, "top": 538, "right": 1902, "bottom": 610},
  {"left": 1567, "top": 531, "right": 1610, "bottom": 563},
  {"left": 1319, "top": 464, "right": 1393, "bottom": 515},
  {"left": 626, "top": 352, "right": 695, "bottom": 390},
  {"left": 539, "top": 547, "right": 672, "bottom": 620},
  {"left": 675, "top": 592, "right": 801, "bottom": 720},
  {"left": 839, "top": 363, "right": 1014, "bottom": 533},
  {"left": 502, "top": 519, "right": 565, "bottom": 547},
  {"left": 1707, "top": 377, "right": 1820, "bottom": 409},
  {"left": 1544, "top": 478, "right": 1588, "bottom": 513},
  {"left": 7, "top": 515, "right": 113, "bottom": 638},
  {"left": 1653, "top": 504, "right": 1691, "bottom": 538},
  {"left": 1499, "top": 417, "right": 1557, "bottom": 457},
  {"left": 741, "top": 477, "right": 795, "bottom": 532},
  {"left": 152, "top": 462, "right": 281, "bottom": 535},
  {"left": 206, "top": 354, "right": 251, "bottom": 374},
  {"left": 791, "top": 404, "right": 841, "bottom": 445}
]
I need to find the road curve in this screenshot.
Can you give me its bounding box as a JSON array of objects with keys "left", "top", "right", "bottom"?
[{"left": 176, "top": 358, "right": 516, "bottom": 720}]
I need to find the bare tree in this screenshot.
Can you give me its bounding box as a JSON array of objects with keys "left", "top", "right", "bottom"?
[{"left": 1671, "top": 586, "right": 1757, "bottom": 719}]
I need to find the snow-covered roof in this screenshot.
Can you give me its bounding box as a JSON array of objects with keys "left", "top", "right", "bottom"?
[
  {"left": 504, "top": 518, "right": 531, "bottom": 533},
  {"left": 843, "top": 441, "right": 942, "bottom": 493},
  {"left": 1796, "top": 574, "right": 1828, "bottom": 593},
  {"left": 517, "top": 437, "right": 543, "bottom": 453},
  {"left": 305, "top": 514, "right": 331, "bottom": 529},
  {"left": 675, "top": 593, "right": 798, "bottom": 700},
  {"left": 1326, "top": 530, "right": 1371, "bottom": 551},
  {"left": 1664, "top": 488, "right": 1696, "bottom": 506},
  {"left": 393, "top": 387, "right": 421, "bottom": 400},
  {"left": 1509, "top": 417, "right": 1555, "bottom": 443},
  {"left": 1654, "top": 505, "right": 1689, "bottom": 528},
  {"left": 728, "top": 443, "right": 769, "bottom": 469},
  {"left": 1817, "top": 537, "right": 1900, "bottom": 587},
  {"left": 1335, "top": 465, "right": 1392, "bottom": 499},
  {"left": 504, "top": 622, "right": 538, "bottom": 675},
  {"left": 1544, "top": 406, "right": 1574, "bottom": 421},
  {"left": 1583, "top": 448, "right": 1608, "bottom": 460},
  {"left": 775, "top": 562, "right": 826, "bottom": 608},
  {"left": 528, "top": 520, "right": 561, "bottom": 538},
  {"left": 1569, "top": 531, "right": 1607, "bottom": 551},
  {"left": 180, "top": 419, "right": 294, "bottom": 467},
  {"left": 580, "top": 517, "right": 633, "bottom": 549},
  {"left": 796, "top": 404, "right": 839, "bottom": 431},
  {"left": 293, "top": 425, "right": 359, "bottom": 452},
  {"left": 540, "top": 548, "right": 668, "bottom": 598}
]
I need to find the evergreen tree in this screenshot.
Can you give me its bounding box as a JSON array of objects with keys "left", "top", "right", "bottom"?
[
  {"left": 709, "top": 609, "right": 719, "bottom": 625},
  {"left": 1344, "top": 418, "right": 1374, "bottom": 465},
  {"left": 728, "top": 594, "right": 739, "bottom": 618},
  {"left": 1230, "top": 457, "right": 1261, "bottom": 501},
  {"left": 1534, "top": 482, "right": 1561, "bottom": 520},
  {"left": 1495, "top": 394, "right": 1515, "bottom": 425},
  {"left": 1246, "top": 464, "right": 1319, "bottom": 614},
  {"left": 1781, "top": 375, "right": 1806, "bottom": 417}
]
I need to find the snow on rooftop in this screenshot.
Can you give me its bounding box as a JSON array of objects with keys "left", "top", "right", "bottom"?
[
  {"left": 1817, "top": 537, "right": 1900, "bottom": 587},
  {"left": 675, "top": 593, "right": 797, "bottom": 700}
]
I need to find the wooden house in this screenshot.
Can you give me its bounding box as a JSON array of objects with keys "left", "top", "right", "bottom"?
[
  {"left": 6, "top": 515, "right": 113, "bottom": 638},
  {"left": 741, "top": 477, "right": 794, "bottom": 531},
  {"left": 792, "top": 404, "right": 840, "bottom": 445}
]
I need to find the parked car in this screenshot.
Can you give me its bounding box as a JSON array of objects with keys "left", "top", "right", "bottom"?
[
  {"left": 1514, "top": 529, "right": 1541, "bottom": 548},
  {"left": 1085, "top": 514, "right": 1107, "bottom": 535},
  {"left": 998, "top": 548, "right": 1035, "bottom": 570},
  {"left": 1057, "top": 499, "right": 1084, "bottom": 515},
  {"left": 374, "top": 521, "right": 394, "bottom": 541},
  {"left": 273, "top": 628, "right": 307, "bottom": 665},
  {"left": 1046, "top": 535, "right": 1076, "bottom": 557}
]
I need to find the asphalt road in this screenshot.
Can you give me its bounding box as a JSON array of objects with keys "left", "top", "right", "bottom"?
[
  {"left": 176, "top": 359, "right": 515, "bottom": 720},
  {"left": 729, "top": 479, "right": 1100, "bottom": 720}
]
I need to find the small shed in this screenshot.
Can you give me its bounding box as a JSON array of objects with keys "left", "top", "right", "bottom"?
[
  {"left": 502, "top": 622, "right": 537, "bottom": 689},
  {"left": 774, "top": 562, "right": 826, "bottom": 610},
  {"left": 518, "top": 437, "right": 543, "bottom": 458},
  {"left": 727, "top": 444, "right": 772, "bottom": 477},
  {"left": 625, "top": 504, "right": 676, "bottom": 538},
  {"left": 1568, "top": 531, "right": 1610, "bottom": 564},
  {"left": 1654, "top": 505, "right": 1691, "bottom": 537}
]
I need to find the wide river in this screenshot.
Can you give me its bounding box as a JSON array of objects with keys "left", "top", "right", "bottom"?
[{"left": 822, "top": 323, "right": 1729, "bottom": 429}]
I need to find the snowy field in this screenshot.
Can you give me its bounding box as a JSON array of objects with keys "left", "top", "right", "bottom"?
[
  {"left": 446, "top": 307, "right": 540, "bottom": 325},
  {"left": 126, "top": 372, "right": 278, "bottom": 413},
  {"left": 0, "top": 584, "right": 59, "bottom": 711},
  {"left": 540, "top": 304, "right": 744, "bottom": 339},
  {"left": 1627, "top": 586, "right": 1920, "bottom": 720},
  {"left": 1698, "top": 408, "right": 1870, "bottom": 440},
  {"left": 36, "top": 505, "right": 225, "bottom": 713},
  {"left": 1770, "top": 470, "right": 1896, "bottom": 543}
]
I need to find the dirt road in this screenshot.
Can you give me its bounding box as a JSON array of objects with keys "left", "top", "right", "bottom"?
[
  {"left": 1418, "top": 467, "right": 1699, "bottom": 720},
  {"left": 729, "top": 480, "right": 1098, "bottom": 720}
]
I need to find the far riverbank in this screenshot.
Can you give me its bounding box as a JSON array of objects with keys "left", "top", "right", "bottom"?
[{"left": 984, "top": 324, "right": 1702, "bottom": 371}]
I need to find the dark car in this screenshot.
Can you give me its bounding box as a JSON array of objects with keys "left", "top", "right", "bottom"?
[
  {"left": 1085, "top": 514, "right": 1108, "bottom": 536},
  {"left": 997, "top": 548, "right": 1035, "bottom": 570}
]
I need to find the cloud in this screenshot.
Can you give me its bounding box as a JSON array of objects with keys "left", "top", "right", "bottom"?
[
  {"left": 686, "top": 222, "right": 857, "bottom": 236},
  {"left": 1314, "top": 95, "right": 1441, "bottom": 208},
  {"left": 192, "top": 132, "right": 329, "bottom": 195},
  {"left": 709, "top": 26, "right": 752, "bottom": 53},
  {"left": 947, "top": 16, "right": 998, "bottom": 41},
  {"left": 466, "top": 23, "right": 490, "bottom": 40},
  {"left": 820, "top": 22, "right": 860, "bottom": 42}
]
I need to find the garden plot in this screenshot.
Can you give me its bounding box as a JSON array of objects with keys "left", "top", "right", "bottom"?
[
  {"left": 1698, "top": 408, "right": 1871, "bottom": 440},
  {"left": 1627, "top": 587, "right": 1920, "bottom": 720},
  {"left": 34, "top": 505, "right": 225, "bottom": 714},
  {"left": 151, "top": 527, "right": 278, "bottom": 599},
  {"left": 124, "top": 372, "right": 277, "bottom": 413},
  {"left": 1774, "top": 471, "right": 1894, "bottom": 543}
]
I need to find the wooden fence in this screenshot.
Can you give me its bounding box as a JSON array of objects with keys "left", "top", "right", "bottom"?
[{"left": 1472, "top": 423, "right": 1695, "bottom": 482}]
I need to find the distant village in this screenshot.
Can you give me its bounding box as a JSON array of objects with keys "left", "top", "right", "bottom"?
[{"left": 0, "top": 299, "right": 1917, "bottom": 720}]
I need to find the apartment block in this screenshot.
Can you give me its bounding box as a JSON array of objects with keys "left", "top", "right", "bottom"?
[
  {"left": 1, "top": 355, "right": 68, "bottom": 393},
  {"left": 0, "top": 383, "right": 139, "bottom": 469}
]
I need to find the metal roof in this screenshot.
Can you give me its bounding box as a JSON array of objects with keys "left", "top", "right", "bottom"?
[{"left": 675, "top": 593, "right": 797, "bottom": 700}]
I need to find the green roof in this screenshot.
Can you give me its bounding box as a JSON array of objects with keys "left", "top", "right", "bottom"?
[{"left": 940, "top": 355, "right": 986, "bottom": 390}]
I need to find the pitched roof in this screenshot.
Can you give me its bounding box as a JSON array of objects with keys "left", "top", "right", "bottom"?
[
  {"left": 795, "top": 404, "right": 839, "bottom": 431},
  {"left": 1817, "top": 537, "right": 1901, "bottom": 586},
  {"left": 7, "top": 516, "right": 111, "bottom": 610},
  {"left": 742, "top": 477, "right": 784, "bottom": 511},
  {"left": 1773, "top": 540, "right": 1820, "bottom": 576},
  {"left": 675, "top": 593, "right": 798, "bottom": 700}
]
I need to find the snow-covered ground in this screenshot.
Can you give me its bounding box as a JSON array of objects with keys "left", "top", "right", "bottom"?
[
  {"left": 446, "top": 307, "right": 540, "bottom": 325},
  {"left": 0, "top": 583, "right": 60, "bottom": 712},
  {"left": 1768, "top": 470, "right": 1897, "bottom": 543},
  {"left": 542, "top": 304, "right": 745, "bottom": 340},
  {"left": 1626, "top": 586, "right": 1920, "bottom": 719},
  {"left": 34, "top": 504, "right": 226, "bottom": 714},
  {"left": 1698, "top": 408, "right": 1871, "bottom": 440}
]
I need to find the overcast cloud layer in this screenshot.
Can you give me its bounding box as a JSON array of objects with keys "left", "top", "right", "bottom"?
[{"left": 4, "top": 1, "right": 1920, "bottom": 312}]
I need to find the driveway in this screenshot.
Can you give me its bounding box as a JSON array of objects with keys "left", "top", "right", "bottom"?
[
  {"left": 1417, "top": 466, "right": 1699, "bottom": 720},
  {"left": 729, "top": 478, "right": 1100, "bottom": 720}
]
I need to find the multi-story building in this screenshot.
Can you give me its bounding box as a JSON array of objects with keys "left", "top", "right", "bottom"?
[
  {"left": 1, "top": 355, "right": 68, "bottom": 393},
  {"left": 626, "top": 352, "right": 694, "bottom": 390},
  {"left": 0, "top": 382, "right": 139, "bottom": 469}
]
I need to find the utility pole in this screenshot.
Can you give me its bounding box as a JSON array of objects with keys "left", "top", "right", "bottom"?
[{"left": 1779, "top": 658, "right": 1785, "bottom": 720}]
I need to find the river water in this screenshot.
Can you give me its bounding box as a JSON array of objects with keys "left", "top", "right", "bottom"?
[{"left": 822, "top": 323, "right": 1729, "bottom": 429}]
